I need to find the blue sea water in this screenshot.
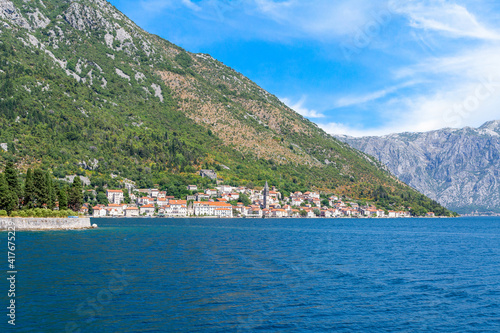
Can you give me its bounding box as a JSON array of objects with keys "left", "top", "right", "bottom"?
[{"left": 2, "top": 217, "right": 500, "bottom": 332}]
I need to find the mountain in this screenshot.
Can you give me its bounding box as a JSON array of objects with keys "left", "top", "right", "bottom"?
[
  {"left": 337, "top": 121, "right": 500, "bottom": 215},
  {"left": 0, "top": 0, "right": 453, "bottom": 215}
]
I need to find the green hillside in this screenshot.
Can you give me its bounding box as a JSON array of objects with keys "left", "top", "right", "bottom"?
[{"left": 0, "top": 0, "right": 455, "bottom": 215}]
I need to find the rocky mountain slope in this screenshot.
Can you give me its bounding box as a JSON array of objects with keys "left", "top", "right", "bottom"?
[
  {"left": 0, "top": 0, "right": 453, "bottom": 214},
  {"left": 337, "top": 121, "right": 500, "bottom": 214}
]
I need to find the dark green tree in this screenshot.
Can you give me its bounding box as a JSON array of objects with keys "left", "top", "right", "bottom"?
[
  {"left": 58, "top": 186, "right": 68, "bottom": 210},
  {"left": 123, "top": 189, "right": 131, "bottom": 204},
  {"left": 96, "top": 192, "right": 108, "bottom": 205},
  {"left": 33, "top": 169, "right": 48, "bottom": 207},
  {"left": 46, "top": 172, "right": 56, "bottom": 210},
  {"left": 68, "top": 176, "right": 83, "bottom": 212},
  {"left": 23, "top": 168, "right": 36, "bottom": 209},
  {"left": 238, "top": 193, "right": 251, "bottom": 206},
  {"left": 0, "top": 173, "right": 17, "bottom": 214},
  {"left": 4, "top": 161, "right": 21, "bottom": 200}
]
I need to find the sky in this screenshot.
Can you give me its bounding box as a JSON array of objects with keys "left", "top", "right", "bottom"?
[{"left": 108, "top": 0, "right": 500, "bottom": 137}]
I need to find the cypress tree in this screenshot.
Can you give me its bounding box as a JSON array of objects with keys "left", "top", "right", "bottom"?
[
  {"left": 23, "top": 168, "right": 36, "bottom": 209},
  {"left": 68, "top": 176, "right": 83, "bottom": 212},
  {"left": 4, "top": 161, "right": 21, "bottom": 200},
  {"left": 58, "top": 186, "right": 68, "bottom": 210},
  {"left": 33, "top": 169, "right": 48, "bottom": 207},
  {"left": 0, "top": 173, "right": 16, "bottom": 214},
  {"left": 46, "top": 172, "right": 56, "bottom": 210}
]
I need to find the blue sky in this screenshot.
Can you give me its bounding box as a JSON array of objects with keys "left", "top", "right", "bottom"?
[{"left": 108, "top": 0, "right": 500, "bottom": 136}]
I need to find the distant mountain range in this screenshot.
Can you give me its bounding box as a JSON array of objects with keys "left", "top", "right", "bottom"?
[{"left": 337, "top": 120, "right": 500, "bottom": 214}]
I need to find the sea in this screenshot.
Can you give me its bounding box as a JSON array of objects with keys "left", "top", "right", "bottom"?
[{"left": 2, "top": 217, "right": 499, "bottom": 332}]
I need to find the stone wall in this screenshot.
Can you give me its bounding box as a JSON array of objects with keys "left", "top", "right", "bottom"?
[{"left": 0, "top": 218, "right": 92, "bottom": 231}]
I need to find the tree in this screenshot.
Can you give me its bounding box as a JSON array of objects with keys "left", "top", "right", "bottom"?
[
  {"left": 23, "top": 168, "right": 36, "bottom": 209},
  {"left": 68, "top": 176, "right": 83, "bottom": 212},
  {"left": 0, "top": 173, "right": 17, "bottom": 214},
  {"left": 123, "top": 189, "right": 131, "bottom": 204},
  {"left": 33, "top": 169, "right": 48, "bottom": 207},
  {"left": 58, "top": 186, "right": 68, "bottom": 210},
  {"left": 96, "top": 192, "right": 108, "bottom": 205},
  {"left": 238, "top": 193, "right": 251, "bottom": 206},
  {"left": 4, "top": 161, "right": 21, "bottom": 200},
  {"left": 46, "top": 172, "right": 56, "bottom": 210}
]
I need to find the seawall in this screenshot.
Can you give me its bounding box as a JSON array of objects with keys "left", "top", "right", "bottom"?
[{"left": 0, "top": 217, "right": 93, "bottom": 231}]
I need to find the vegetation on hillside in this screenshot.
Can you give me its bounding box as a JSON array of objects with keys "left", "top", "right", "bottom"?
[{"left": 0, "top": 0, "right": 456, "bottom": 216}]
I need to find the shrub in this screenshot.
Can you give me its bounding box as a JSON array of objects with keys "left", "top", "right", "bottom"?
[
  {"left": 24, "top": 209, "right": 35, "bottom": 217},
  {"left": 0, "top": 210, "right": 8, "bottom": 217}
]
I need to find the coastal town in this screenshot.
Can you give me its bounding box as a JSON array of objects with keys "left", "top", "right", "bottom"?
[{"left": 87, "top": 172, "right": 424, "bottom": 219}]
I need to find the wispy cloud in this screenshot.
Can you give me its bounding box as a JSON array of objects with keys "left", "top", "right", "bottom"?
[
  {"left": 393, "top": 0, "right": 500, "bottom": 40},
  {"left": 181, "top": 0, "right": 201, "bottom": 11},
  {"left": 136, "top": 0, "right": 383, "bottom": 41},
  {"left": 281, "top": 96, "right": 325, "bottom": 118},
  {"left": 334, "top": 81, "right": 419, "bottom": 108},
  {"left": 253, "top": 0, "right": 381, "bottom": 38},
  {"left": 138, "top": 0, "right": 201, "bottom": 13}
]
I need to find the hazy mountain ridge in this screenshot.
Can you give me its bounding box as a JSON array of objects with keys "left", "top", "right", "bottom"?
[{"left": 337, "top": 121, "right": 500, "bottom": 214}]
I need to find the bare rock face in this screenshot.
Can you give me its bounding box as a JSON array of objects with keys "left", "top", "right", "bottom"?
[
  {"left": 0, "top": 0, "right": 30, "bottom": 29},
  {"left": 26, "top": 8, "right": 50, "bottom": 29},
  {"left": 337, "top": 120, "right": 500, "bottom": 214},
  {"left": 63, "top": 2, "right": 111, "bottom": 31}
]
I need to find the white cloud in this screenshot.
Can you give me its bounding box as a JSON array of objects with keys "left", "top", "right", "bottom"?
[
  {"left": 139, "top": 0, "right": 200, "bottom": 13},
  {"left": 334, "top": 81, "right": 419, "bottom": 108},
  {"left": 321, "top": 76, "right": 500, "bottom": 137},
  {"left": 281, "top": 96, "right": 325, "bottom": 118},
  {"left": 319, "top": 122, "right": 389, "bottom": 137},
  {"left": 253, "top": 0, "right": 382, "bottom": 39},
  {"left": 181, "top": 0, "right": 201, "bottom": 11},
  {"left": 392, "top": 0, "right": 500, "bottom": 40}
]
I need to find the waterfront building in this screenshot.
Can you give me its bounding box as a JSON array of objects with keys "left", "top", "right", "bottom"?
[{"left": 107, "top": 189, "right": 124, "bottom": 205}]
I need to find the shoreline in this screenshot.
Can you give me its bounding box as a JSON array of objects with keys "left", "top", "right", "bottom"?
[
  {"left": 0, "top": 217, "right": 94, "bottom": 231},
  {"left": 90, "top": 215, "right": 458, "bottom": 219}
]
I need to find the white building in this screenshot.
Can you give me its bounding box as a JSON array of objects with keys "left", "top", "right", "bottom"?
[
  {"left": 106, "top": 204, "right": 124, "bottom": 216},
  {"left": 125, "top": 207, "right": 140, "bottom": 217},
  {"left": 164, "top": 200, "right": 187, "bottom": 217},
  {"left": 218, "top": 185, "right": 233, "bottom": 194},
  {"left": 193, "top": 202, "right": 233, "bottom": 217},
  {"left": 92, "top": 206, "right": 107, "bottom": 217},
  {"left": 106, "top": 190, "right": 124, "bottom": 205},
  {"left": 139, "top": 204, "right": 155, "bottom": 216},
  {"left": 205, "top": 189, "right": 218, "bottom": 197},
  {"left": 271, "top": 209, "right": 287, "bottom": 218},
  {"left": 156, "top": 198, "right": 169, "bottom": 207},
  {"left": 215, "top": 207, "right": 232, "bottom": 218}
]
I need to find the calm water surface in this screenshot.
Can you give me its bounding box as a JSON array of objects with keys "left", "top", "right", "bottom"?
[{"left": 2, "top": 217, "right": 500, "bottom": 332}]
